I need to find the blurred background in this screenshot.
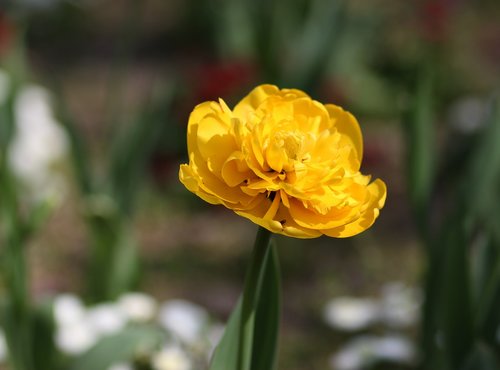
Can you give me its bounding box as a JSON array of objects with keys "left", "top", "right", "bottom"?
[{"left": 0, "top": 0, "right": 499, "bottom": 369}]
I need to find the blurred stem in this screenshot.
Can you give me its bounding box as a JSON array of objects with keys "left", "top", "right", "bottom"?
[
  {"left": 54, "top": 93, "right": 93, "bottom": 195},
  {"left": 405, "top": 61, "right": 435, "bottom": 242},
  {"left": 3, "top": 236, "right": 34, "bottom": 370},
  {"left": 475, "top": 252, "right": 500, "bottom": 336},
  {"left": 0, "top": 163, "right": 34, "bottom": 370},
  {"left": 238, "top": 227, "right": 272, "bottom": 370},
  {"left": 86, "top": 215, "right": 134, "bottom": 302},
  {"left": 251, "top": 0, "right": 277, "bottom": 82},
  {"left": 404, "top": 59, "right": 439, "bottom": 369},
  {"left": 441, "top": 217, "right": 474, "bottom": 369},
  {"left": 105, "top": 0, "right": 143, "bottom": 137}
]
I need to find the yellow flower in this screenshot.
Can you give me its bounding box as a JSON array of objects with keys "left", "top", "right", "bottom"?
[{"left": 179, "top": 85, "right": 386, "bottom": 238}]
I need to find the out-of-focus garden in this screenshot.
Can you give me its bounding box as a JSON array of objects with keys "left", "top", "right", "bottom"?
[{"left": 0, "top": 0, "right": 499, "bottom": 369}]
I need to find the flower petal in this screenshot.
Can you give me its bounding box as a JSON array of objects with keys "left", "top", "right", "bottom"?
[
  {"left": 221, "top": 152, "right": 253, "bottom": 187},
  {"left": 179, "top": 164, "right": 220, "bottom": 205},
  {"left": 325, "top": 104, "right": 363, "bottom": 165},
  {"left": 233, "top": 84, "right": 280, "bottom": 121},
  {"left": 321, "top": 179, "right": 387, "bottom": 237}
]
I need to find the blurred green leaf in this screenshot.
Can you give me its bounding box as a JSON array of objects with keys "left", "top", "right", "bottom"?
[
  {"left": 213, "top": 0, "right": 254, "bottom": 58},
  {"left": 441, "top": 221, "right": 474, "bottom": 370},
  {"left": 462, "top": 342, "right": 500, "bottom": 370},
  {"left": 458, "top": 95, "right": 500, "bottom": 349},
  {"left": 404, "top": 62, "right": 435, "bottom": 238},
  {"left": 32, "top": 300, "right": 58, "bottom": 370},
  {"left": 463, "top": 97, "right": 500, "bottom": 227},
  {"left": 471, "top": 234, "right": 497, "bottom": 310},
  {"left": 107, "top": 225, "right": 140, "bottom": 299},
  {"left": 71, "top": 325, "right": 164, "bottom": 370},
  {"left": 23, "top": 200, "right": 55, "bottom": 240},
  {"left": 407, "top": 64, "right": 439, "bottom": 370},
  {"left": 474, "top": 230, "right": 500, "bottom": 346},
  {"left": 284, "top": 0, "right": 346, "bottom": 92},
  {"left": 109, "top": 82, "right": 175, "bottom": 216},
  {"left": 52, "top": 89, "right": 93, "bottom": 195}
]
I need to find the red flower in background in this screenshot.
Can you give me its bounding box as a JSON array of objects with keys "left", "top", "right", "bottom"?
[
  {"left": 193, "top": 60, "right": 256, "bottom": 102},
  {"left": 421, "top": 0, "right": 455, "bottom": 43},
  {"left": 0, "top": 12, "right": 13, "bottom": 55}
]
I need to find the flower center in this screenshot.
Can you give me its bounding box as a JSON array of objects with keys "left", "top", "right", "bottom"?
[
  {"left": 274, "top": 131, "right": 303, "bottom": 161},
  {"left": 263, "top": 129, "right": 310, "bottom": 175}
]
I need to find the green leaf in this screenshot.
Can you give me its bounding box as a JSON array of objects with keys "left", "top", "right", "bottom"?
[
  {"left": 71, "top": 325, "right": 164, "bottom": 370},
  {"left": 251, "top": 241, "right": 281, "bottom": 370},
  {"left": 209, "top": 298, "right": 242, "bottom": 370},
  {"left": 209, "top": 232, "right": 281, "bottom": 370}
]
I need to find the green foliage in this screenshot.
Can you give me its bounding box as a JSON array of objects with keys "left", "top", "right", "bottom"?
[
  {"left": 405, "top": 64, "right": 500, "bottom": 369},
  {"left": 211, "top": 0, "right": 346, "bottom": 94},
  {"left": 463, "top": 343, "right": 500, "bottom": 370},
  {"left": 53, "top": 78, "right": 176, "bottom": 302}
]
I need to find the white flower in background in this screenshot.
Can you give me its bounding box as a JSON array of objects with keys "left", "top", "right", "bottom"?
[
  {"left": 0, "top": 329, "right": 7, "bottom": 363},
  {"left": 323, "top": 297, "right": 379, "bottom": 332},
  {"left": 53, "top": 295, "right": 126, "bottom": 355},
  {"left": 55, "top": 320, "right": 98, "bottom": 355},
  {"left": 53, "top": 294, "right": 86, "bottom": 327},
  {"left": 52, "top": 292, "right": 217, "bottom": 364},
  {"left": 108, "top": 362, "right": 133, "bottom": 370},
  {"left": 118, "top": 293, "right": 158, "bottom": 322},
  {"left": 380, "top": 282, "right": 420, "bottom": 328},
  {"left": 86, "top": 303, "right": 127, "bottom": 336},
  {"left": 448, "top": 96, "right": 488, "bottom": 134},
  {"left": 375, "top": 335, "right": 415, "bottom": 363},
  {"left": 330, "top": 335, "right": 415, "bottom": 370},
  {"left": 8, "top": 85, "right": 68, "bottom": 203},
  {"left": 158, "top": 300, "right": 209, "bottom": 344},
  {"left": 152, "top": 345, "right": 192, "bottom": 370},
  {"left": 330, "top": 338, "right": 368, "bottom": 370}
]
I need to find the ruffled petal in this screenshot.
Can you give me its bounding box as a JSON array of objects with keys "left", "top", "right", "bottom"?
[
  {"left": 325, "top": 104, "right": 363, "bottom": 166},
  {"left": 233, "top": 84, "right": 280, "bottom": 122},
  {"left": 321, "top": 179, "right": 387, "bottom": 237}
]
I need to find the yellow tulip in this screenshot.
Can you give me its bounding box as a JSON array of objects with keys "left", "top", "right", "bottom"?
[{"left": 179, "top": 84, "right": 386, "bottom": 238}]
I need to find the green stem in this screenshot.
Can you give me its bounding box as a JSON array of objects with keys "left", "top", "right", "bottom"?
[{"left": 238, "top": 226, "right": 272, "bottom": 370}]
